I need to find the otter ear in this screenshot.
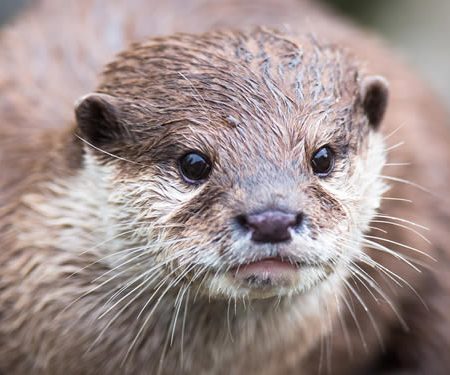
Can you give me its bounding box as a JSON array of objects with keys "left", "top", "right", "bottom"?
[
  {"left": 360, "top": 76, "right": 389, "bottom": 129},
  {"left": 75, "top": 93, "right": 132, "bottom": 147}
]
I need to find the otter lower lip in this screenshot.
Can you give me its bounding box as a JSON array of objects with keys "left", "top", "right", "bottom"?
[{"left": 230, "top": 258, "right": 301, "bottom": 286}]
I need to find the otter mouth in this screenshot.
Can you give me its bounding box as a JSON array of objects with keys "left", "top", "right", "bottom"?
[{"left": 229, "top": 256, "right": 306, "bottom": 288}]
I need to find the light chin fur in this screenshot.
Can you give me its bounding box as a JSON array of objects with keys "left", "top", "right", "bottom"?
[{"left": 205, "top": 264, "right": 342, "bottom": 300}]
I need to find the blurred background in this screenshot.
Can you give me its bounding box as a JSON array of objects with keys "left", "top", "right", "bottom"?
[
  {"left": 322, "top": 0, "right": 450, "bottom": 112},
  {"left": 1, "top": 0, "right": 449, "bottom": 111}
]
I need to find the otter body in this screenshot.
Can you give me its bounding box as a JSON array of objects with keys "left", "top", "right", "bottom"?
[{"left": 1, "top": 1, "right": 450, "bottom": 374}]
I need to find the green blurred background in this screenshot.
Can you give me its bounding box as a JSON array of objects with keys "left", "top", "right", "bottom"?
[
  {"left": 324, "top": 0, "right": 450, "bottom": 112},
  {"left": 1, "top": 0, "right": 449, "bottom": 110}
]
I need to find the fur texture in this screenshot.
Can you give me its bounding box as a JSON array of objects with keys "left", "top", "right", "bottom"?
[{"left": 1, "top": 1, "right": 450, "bottom": 375}]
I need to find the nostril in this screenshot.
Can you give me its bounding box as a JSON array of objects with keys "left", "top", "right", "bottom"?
[
  {"left": 235, "top": 214, "right": 250, "bottom": 230},
  {"left": 295, "top": 212, "right": 304, "bottom": 228}
]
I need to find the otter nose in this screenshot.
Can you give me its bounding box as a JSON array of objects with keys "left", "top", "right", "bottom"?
[{"left": 237, "top": 210, "right": 302, "bottom": 243}]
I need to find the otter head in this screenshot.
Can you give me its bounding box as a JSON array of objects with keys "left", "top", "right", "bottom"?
[{"left": 75, "top": 29, "right": 388, "bottom": 301}]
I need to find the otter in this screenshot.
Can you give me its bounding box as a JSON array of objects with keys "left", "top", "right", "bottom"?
[{"left": 1, "top": 0, "right": 450, "bottom": 374}]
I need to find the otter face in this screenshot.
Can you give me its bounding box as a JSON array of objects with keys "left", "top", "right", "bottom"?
[{"left": 76, "top": 30, "right": 388, "bottom": 300}]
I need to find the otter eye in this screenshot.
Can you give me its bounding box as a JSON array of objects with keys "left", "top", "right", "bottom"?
[
  {"left": 311, "top": 146, "right": 334, "bottom": 176},
  {"left": 179, "top": 152, "right": 212, "bottom": 184}
]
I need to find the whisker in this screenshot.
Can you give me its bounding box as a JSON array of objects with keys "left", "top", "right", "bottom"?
[
  {"left": 351, "top": 265, "right": 408, "bottom": 332},
  {"left": 364, "top": 235, "right": 435, "bottom": 261},
  {"left": 380, "top": 197, "right": 412, "bottom": 203},
  {"left": 373, "top": 214, "right": 428, "bottom": 230},
  {"left": 86, "top": 270, "right": 164, "bottom": 352},
  {"left": 76, "top": 134, "right": 147, "bottom": 166},
  {"left": 368, "top": 226, "right": 388, "bottom": 234},
  {"left": 358, "top": 254, "right": 428, "bottom": 310},
  {"left": 383, "top": 124, "right": 405, "bottom": 141},
  {"left": 170, "top": 286, "right": 188, "bottom": 346},
  {"left": 226, "top": 296, "right": 235, "bottom": 342},
  {"left": 361, "top": 240, "right": 421, "bottom": 272},
  {"left": 342, "top": 275, "right": 384, "bottom": 349},
  {"left": 385, "top": 141, "right": 405, "bottom": 152},
  {"left": 337, "top": 282, "right": 368, "bottom": 351},
  {"left": 332, "top": 280, "right": 353, "bottom": 358},
  {"left": 124, "top": 263, "right": 196, "bottom": 366},
  {"left": 180, "top": 287, "right": 191, "bottom": 364},
  {"left": 384, "top": 162, "right": 411, "bottom": 167},
  {"left": 379, "top": 175, "right": 432, "bottom": 195},
  {"left": 371, "top": 219, "right": 431, "bottom": 244}
]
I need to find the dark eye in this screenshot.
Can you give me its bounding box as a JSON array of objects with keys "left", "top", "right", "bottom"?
[
  {"left": 311, "top": 146, "right": 334, "bottom": 176},
  {"left": 179, "top": 152, "right": 212, "bottom": 184}
]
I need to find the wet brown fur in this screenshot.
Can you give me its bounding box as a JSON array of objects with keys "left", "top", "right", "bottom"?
[{"left": 1, "top": 1, "right": 450, "bottom": 374}]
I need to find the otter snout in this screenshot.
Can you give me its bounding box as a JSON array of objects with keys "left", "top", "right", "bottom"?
[{"left": 236, "top": 210, "right": 303, "bottom": 243}]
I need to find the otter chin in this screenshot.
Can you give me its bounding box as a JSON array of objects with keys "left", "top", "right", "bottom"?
[
  {"left": 208, "top": 254, "right": 336, "bottom": 299},
  {"left": 228, "top": 257, "right": 328, "bottom": 299},
  {"left": 232, "top": 257, "right": 301, "bottom": 285},
  {"left": 233, "top": 257, "right": 303, "bottom": 291}
]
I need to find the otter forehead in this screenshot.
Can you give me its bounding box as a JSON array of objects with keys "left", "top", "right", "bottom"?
[
  {"left": 90, "top": 29, "right": 366, "bottom": 173},
  {"left": 99, "top": 28, "right": 361, "bottom": 131}
]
